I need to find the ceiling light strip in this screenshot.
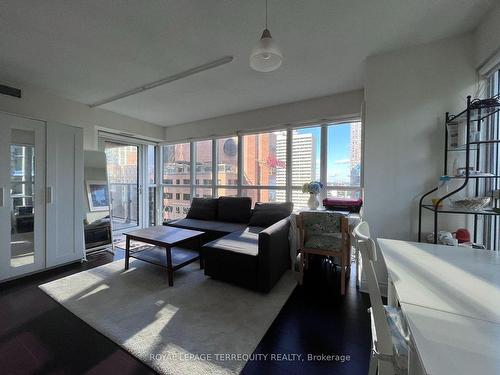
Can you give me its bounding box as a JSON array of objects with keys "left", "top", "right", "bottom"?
[{"left": 89, "top": 55, "right": 234, "bottom": 107}]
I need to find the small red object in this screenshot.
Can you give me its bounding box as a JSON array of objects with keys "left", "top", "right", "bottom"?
[
  {"left": 323, "top": 198, "right": 363, "bottom": 213},
  {"left": 454, "top": 228, "right": 470, "bottom": 243}
]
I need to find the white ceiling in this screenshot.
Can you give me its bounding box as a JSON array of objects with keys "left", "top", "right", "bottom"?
[{"left": 0, "top": 0, "right": 494, "bottom": 126}]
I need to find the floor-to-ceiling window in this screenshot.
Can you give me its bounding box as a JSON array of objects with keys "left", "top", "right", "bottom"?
[
  {"left": 162, "top": 142, "right": 191, "bottom": 220},
  {"left": 241, "top": 130, "right": 287, "bottom": 206},
  {"left": 290, "top": 126, "right": 321, "bottom": 210},
  {"left": 326, "top": 121, "right": 362, "bottom": 199},
  {"left": 216, "top": 137, "right": 238, "bottom": 197},
  {"left": 194, "top": 139, "right": 213, "bottom": 200},
  {"left": 146, "top": 144, "right": 158, "bottom": 226},
  {"left": 161, "top": 119, "right": 363, "bottom": 220}
]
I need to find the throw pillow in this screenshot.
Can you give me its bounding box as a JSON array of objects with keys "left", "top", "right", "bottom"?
[
  {"left": 217, "top": 197, "right": 252, "bottom": 223},
  {"left": 186, "top": 198, "right": 218, "bottom": 220},
  {"left": 249, "top": 202, "right": 294, "bottom": 227}
]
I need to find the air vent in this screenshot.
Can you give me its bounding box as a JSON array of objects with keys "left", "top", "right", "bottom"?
[{"left": 0, "top": 84, "right": 21, "bottom": 98}]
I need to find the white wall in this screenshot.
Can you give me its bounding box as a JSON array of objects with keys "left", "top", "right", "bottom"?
[
  {"left": 0, "top": 83, "right": 164, "bottom": 149},
  {"left": 474, "top": 1, "right": 500, "bottom": 69},
  {"left": 363, "top": 34, "right": 477, "bottom": 289},
  {"left": 164, "top": 90, "right": 364, "bottom": 142}
]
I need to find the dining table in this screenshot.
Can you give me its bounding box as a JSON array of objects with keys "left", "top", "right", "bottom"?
[{"left": 377, "top": 238, "right": 500, "bottom": 375}]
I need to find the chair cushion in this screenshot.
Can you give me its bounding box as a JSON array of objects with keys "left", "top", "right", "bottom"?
[
  {"left": 301, "top": 211, "right": 345, "bottom": 235},
  {"left": 217, "top": 197, "right": 252, "bottom": 223},
  {"left": 203, "top": 227, "right": 262, "bottom": 256},
  {"left": 249, "top": 202, "right": 293, "bottom": 227},
  {"left": 186, "top": 198, "right": 218, "bottom": 220},
  {"left": 304, "top": 234, "right": 342, "bottom": 249}
]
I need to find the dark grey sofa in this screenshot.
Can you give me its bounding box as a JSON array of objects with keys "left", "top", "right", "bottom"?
[{"left": 164, "top": 197, "right": 293, "bottom": 293}]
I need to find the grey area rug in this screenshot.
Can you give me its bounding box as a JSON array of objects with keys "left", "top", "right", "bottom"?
[{"left": 39, "top": 259, "right": 296, "bottom": 375}]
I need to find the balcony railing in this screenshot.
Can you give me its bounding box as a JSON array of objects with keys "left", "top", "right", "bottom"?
[{"left": 108, "top": 183, "right": 138, "bottom": 230}]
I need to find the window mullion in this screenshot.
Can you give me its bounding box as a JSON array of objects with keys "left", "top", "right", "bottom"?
[
  {"left": 237, "top": 135, "right": 243, "bottom": 196},
  {"left": 320, "top": 124, "right": 328, "bottom": 202},
  {"left": 212, "top": 139, "right": 217, "bottom": 198},
  {"left": 156, "top": 145, "right": 162, "bottom": 224},
  {"left": 286, "top": 129, "right": 292, "bottom": 202},
  {"left": 190, "top": 142, "right": 195, "bottom": 202}
]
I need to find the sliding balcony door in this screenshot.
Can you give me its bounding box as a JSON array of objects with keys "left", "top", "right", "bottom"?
[
  {"left": 103, "top": 140, "right": 142, "bottom": 233},
  {"left": 100, "top": 136, "right": 160, "bottom": 234}
]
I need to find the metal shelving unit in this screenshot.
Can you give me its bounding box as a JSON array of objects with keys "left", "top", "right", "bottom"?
[{"left": 418, "top": 95, "right": 500, "bottom": 246}]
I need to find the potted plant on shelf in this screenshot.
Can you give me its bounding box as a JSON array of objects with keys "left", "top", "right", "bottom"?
[{"left": 302, "top": 181, "right": 324, "bottom": 210}]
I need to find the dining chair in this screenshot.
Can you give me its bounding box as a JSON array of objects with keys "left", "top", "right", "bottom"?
[
  {"left": 353, "top": 221, "right": 409, "bottom": 375},
  {"left": 297, "top": 211, "right": 350, "bottom": 295}
]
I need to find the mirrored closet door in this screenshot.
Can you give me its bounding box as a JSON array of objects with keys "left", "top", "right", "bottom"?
[{"left": 0, "top": 113, "right": 46, "bottom": 280}]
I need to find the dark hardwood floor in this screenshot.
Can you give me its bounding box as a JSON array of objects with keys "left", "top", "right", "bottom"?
[{"left": 0, "top": 250, "right": 371, "bottom": 375}]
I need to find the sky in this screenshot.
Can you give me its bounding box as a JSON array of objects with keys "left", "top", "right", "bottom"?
[{"left": 296, "top": 123, "right": 352, "bottom": 183}]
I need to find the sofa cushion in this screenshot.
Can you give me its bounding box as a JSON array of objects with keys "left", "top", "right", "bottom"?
[
  {"left": 217, "top": 197, "right": 252, "bottom": 223},
  {"left": 249, "top": 202, "right": 293, "bottom": 227},
  {"left": 203, "top": 227, "right": 263, "bottom": 256},
  {"left": 186, "top": 198, "right": 218, "bottom": 220},
  {"left": 167, "top": 218, "right": 250, "bottom": 235},
  {"left": 215, "top": 222, "right": 253, "bottom": 234},
  {"left": 166, "top": 218, "right": 225, "bottom": 232}
]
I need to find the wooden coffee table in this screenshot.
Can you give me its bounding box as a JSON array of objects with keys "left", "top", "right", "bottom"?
[{"left": 124, "top": 226, "right": 204, "bottom": 286}]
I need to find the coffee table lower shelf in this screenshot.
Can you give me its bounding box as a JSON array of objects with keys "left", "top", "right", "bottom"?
[{"left": 129, "top": 246, "right": 200, "bottom": 271}]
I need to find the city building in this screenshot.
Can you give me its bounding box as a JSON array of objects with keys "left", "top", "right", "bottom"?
[
  {"left": 350, "top": 122, "right": 362, "bottom": 186},
  {"left": 276, "top": 131, "right": 317, "bottom": 209}
]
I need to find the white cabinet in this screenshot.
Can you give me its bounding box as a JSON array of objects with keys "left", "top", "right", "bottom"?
[
  {"left": 46, "top": 122, "right": 85, "bottom": 267},
  {"left": 0, "top": 114, "right": 84, "bottom": 282}
]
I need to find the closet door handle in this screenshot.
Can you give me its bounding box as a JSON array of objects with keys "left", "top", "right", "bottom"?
[
  {"left": 0, "top": 187, "right": 4, "bottom": 207},
  {"left": 46, "top": 186, "right": 53, "bottom": 204}
]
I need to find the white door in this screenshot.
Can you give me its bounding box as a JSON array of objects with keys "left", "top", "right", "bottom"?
[
  {"left": 45, "top": 123, "right": 84, "bottom": 267},
  {"left": 0, "top": 113, "right": 46, "bottom": 281}
]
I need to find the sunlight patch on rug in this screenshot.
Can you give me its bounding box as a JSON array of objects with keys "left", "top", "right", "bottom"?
[{"left": 39, "top": 259, "right": 295, "bottom": 375}]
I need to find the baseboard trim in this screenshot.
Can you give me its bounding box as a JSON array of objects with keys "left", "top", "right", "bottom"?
[{"left": 0, "top": 258, "right": 83, "bottom": 285}]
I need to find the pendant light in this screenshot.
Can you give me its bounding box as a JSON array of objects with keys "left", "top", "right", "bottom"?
[{"left": 249, "top": 0, "right": 283, "bottom": 72}]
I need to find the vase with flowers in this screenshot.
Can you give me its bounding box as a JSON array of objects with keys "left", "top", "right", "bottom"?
[{"left": 302, "top": 181, "right": 324, "bottom": 210}]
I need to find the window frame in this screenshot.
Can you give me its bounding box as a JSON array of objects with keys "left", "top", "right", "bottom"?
[
  {"left": 288, "top": 124, "right": 322, "bottom": 209},
  {"left": 215, "top": 136, "right": 239, "bottom": 197},
  {"left": 193, "top": 139, "right": 214, "bottom": 197},
  {"left": 160, "top": 142, "right": 193, "bottom": 221},
  {"left": 160, "top": 117, "right": 363, "bottom": 220},
  {"left": 287, "top": 121, "right": 363, "bottom": 210}
]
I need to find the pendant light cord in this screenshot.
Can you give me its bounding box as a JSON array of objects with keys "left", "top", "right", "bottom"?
[{"left": 265, "top": 0, "right": 268, "bottom": 29}]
